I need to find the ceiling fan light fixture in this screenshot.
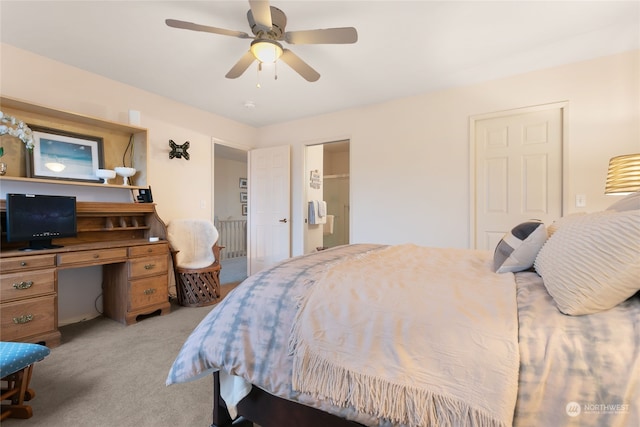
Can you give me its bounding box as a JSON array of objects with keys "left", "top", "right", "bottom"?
[{"left": 250, "top": 39, "right": 283, "bottom": 63}]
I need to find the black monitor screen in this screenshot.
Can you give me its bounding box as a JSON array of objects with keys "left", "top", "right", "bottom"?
[{"left": 6, "top": 193, "right": 77, "bottom": 250}]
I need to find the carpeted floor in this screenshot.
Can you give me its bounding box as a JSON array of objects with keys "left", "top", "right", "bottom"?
[
  {"left": 220, "top": 256, "right": 248, "bottom": 284},
  {"left": 2, "top": 283, "right": 241, "bottom": 427}
]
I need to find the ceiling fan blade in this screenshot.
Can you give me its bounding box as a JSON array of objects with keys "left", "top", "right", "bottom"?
[
  {"left": 225, "top": 51, "right": 256, "bottom": 79},
  {"left": 285, "top": 27, "right": 358, "bottom": 44},
  {"left": 165, "top": 19, "right": 251, "bottom": 39},
  {"left": 249, "top": 0, "right": 272, "bottom": 30},
  {"left": 280, "top": 49, "right": 320, "bottom": 82}
]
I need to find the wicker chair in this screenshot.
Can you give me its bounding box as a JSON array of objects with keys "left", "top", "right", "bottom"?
[{"left": 167, "top": 219, "right": 224, "bottom": 307}]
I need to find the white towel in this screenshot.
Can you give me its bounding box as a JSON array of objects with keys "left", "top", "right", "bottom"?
[
  {"left": 318, "top": 201, "right": 327, "bottom": 218},
  {"left": 323, "top": 215, "right": 334, "bottom": 235}
]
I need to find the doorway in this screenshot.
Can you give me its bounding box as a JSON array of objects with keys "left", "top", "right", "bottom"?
[
  {"left": 213, "top": 143, "right": 248, "bottom": 284},
  {"left": 304, "top": 140, "right": 350, "bottom": 253}
]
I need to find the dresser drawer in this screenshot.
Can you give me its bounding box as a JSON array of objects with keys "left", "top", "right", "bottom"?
[
  {"left": 57, "top": 248, "right": 127, "bottom": 267},
  {"left": 1, "top": 295, "right": 56, "bottom": 342},
  {"left": 0, "top": 254, "right": 56, "bottom": 273},
  {"left": 128, "top": 242, "right": 168, "bottom": 258},
  {"left": 129, "top": 275, "right": 168, "bottom": 311},
  {"left": 128, "top": 255, "right": 168, "bottom": 279},
  {"left": 0, "top": 269, "right": 56, "bottom": 302}
]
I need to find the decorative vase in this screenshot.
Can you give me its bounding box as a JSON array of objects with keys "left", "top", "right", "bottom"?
[
  {"left": 0, "top": 161, "right": 6, "bottom": 176},
  {"left": 114, "top": 167, "right": 136, "bottom": 186}
]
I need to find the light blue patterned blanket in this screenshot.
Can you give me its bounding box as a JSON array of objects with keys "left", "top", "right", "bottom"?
[{"left": 167, "top": 244, "right": 640, "bottom": 427}]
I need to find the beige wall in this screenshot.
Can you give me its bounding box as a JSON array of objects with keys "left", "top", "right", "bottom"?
[
  {"left": 1, "top": 44, "right": 638, "bottom": 321},
  {"left": 0, "top": 44, "right": 257, "bottom": 223},
  {"left": 3, "top": 44, "right": 637, "bottom": 253},
  {"left": 256, "top": 50, "right": 640, "bottom": 254},
  {"left": 214, "top": 156, "right": 248, "bottom": 221}
]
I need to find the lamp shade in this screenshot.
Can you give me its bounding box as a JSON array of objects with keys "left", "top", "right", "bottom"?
[
  {"left": 250, "top": 39, "right": 283, "bottom": 63},
  {"left": 605, "top": 153, "right": 640, "bottom": 195}
]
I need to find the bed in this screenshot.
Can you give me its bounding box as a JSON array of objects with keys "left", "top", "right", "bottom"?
[{"left": 167, "top": 196, "right": 639, "bottom": 427}]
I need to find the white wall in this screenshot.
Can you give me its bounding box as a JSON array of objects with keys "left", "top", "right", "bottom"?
[
  {"left": 256, "top": 50, "right": 640, "bottom": 255},
  {"left": 305, "top": 144, "right": 324, "bottom": 253}
]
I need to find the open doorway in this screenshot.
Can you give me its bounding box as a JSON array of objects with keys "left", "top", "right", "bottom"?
[
  {"left": 304, "top": 140, "right": 350, "bottom": 253},
  {"left": 214, "top": 143, "right": 248, "bottom": 285}
]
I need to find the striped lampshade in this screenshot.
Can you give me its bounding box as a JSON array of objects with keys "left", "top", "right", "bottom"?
[{"left": 605, "top": 153, "right": 640, "bottom": 195}]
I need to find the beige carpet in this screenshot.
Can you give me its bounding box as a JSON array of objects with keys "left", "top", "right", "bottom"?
[{"left": 3, "top": 283, "right": 241, "bottom": 427}]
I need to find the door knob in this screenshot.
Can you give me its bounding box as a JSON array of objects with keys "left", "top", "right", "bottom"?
[{"left": 279, "top": 218, "right": 288, "bottom": 223}]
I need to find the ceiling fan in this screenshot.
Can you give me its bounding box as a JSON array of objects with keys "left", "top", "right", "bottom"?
[{"left": 165, "top": 0, "right": 358, "bottom": 82}]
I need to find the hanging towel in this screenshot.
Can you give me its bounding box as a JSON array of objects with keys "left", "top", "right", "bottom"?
[
  {"left": 323, "top": 215, "right": 335, "bottom": 235},
  {"left": 308, "top": 201, "right": 318, "bottom": 225},
  {"left": 316, "top": 201, "right": 327, "bottom": 224},
  {"left": 318, "top": 201, "right": 327, "bottom": 218}
]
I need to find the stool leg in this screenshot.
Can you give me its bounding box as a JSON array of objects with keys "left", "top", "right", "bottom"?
[{"left": 0, "top": 365, "right": 35, "bottom": 420}]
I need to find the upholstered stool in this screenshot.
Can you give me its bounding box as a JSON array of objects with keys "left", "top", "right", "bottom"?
[{"left": 0, "top": 342, "right": 50, "bottom": 420}]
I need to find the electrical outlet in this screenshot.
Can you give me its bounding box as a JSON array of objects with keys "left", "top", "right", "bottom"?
[
  {"left": 575, "top": 194, "right": 586, "bottom": 208},
  {"left": 200, "top": 199, "right": 206, "bottom": 209}
]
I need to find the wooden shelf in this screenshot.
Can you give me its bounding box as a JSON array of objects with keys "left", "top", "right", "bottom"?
[
  {"left": 0, "top": 95, "right": 149, "bottom": 189},
  {"left": 0, "top": 175, "right": 146, "bottom": 190}
]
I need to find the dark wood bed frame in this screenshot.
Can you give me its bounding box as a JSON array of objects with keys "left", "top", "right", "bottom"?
[{"left": 211, "top": 371, "right": 365, "bottom": 427}]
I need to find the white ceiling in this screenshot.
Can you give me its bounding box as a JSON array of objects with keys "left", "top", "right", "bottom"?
[{"left": 1, "top": 1, "right": 638, "bottom": 128}]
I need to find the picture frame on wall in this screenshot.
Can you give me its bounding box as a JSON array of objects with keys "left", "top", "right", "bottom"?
[
  {"left": 239, "top": 177, "right": 247, "bottom": 189},
  {"left": 241, "top": 204, "right": 247, "bottom": 216},
  {"left": 28, "top": 125, "right": 104, "bottom": 182},
  {"left": 240, "top": 192, "right": 248, "bottom": 202}
]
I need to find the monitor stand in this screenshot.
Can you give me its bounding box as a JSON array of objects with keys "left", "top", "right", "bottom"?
[{"left": 20, "top": 239, "right": 63, "bottom": 251}]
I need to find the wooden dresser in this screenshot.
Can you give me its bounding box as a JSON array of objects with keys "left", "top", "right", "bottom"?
[{"left": 0, "top": 201, "right": 172, "bottom": 347}]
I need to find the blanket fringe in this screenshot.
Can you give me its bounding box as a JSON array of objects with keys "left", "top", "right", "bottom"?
[{"left": 292, "top": 343, "right": 506, "bottom": 427}]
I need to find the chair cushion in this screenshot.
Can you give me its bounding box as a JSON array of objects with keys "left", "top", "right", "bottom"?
[
  {"left": 167, "top": 219, "right": 219, "bottom": 269},
  {"left": 0, "top": 342, "right": 50, "bottom": 377}
]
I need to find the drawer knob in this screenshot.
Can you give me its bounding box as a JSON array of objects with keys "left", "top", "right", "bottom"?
[
  {"left": 20, "top": 261, "right": 27, "bottom": 266},
  {"left": 13, "top": 281, "right": 34, "bottom": 290},
  {"left": 144, "top": 264, "right": 156, "bottom": 270},
  {"left": 13, "top": 314, "right": 34, "bottom": 324},
  {"left": 143, "top": 288, "right": 156, "bottom": 295},
  {"left": 93, "top": 254, "right": 100, "bottom": 259}
]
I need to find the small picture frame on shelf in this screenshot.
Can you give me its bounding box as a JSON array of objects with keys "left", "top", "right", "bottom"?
[
  {"left": 240, "top": 192, "right": 248, "bottom": 202},
  {"left": 239, "top": 177, "right": 247, "bottom": 189},
  {"left": 241, "top": 204, "right": 248, "bottom": 216},
  {"left": 28, "top": 125, "right": 104, "bottom": 182}
]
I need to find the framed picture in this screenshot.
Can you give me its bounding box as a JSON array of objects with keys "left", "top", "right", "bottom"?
[
  {"left": 28, "top": 125, "right": 104, "bottom": 182},
  {"left": 239, "top": 177, "right": 247, "bottom": 189},
  {"left": 240, "top": 192, "right": 248, "bottom": 202},
  {"left": 241, "top": 204, "right": 248, "bottom": 216}
]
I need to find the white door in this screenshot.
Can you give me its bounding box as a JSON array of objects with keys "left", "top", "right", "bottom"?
[
  {"left": 472, "top": 105, "right": 564, "bottom": 250},
  {"left": 248, "top": 145, "right": 291, "bottom": 275}
]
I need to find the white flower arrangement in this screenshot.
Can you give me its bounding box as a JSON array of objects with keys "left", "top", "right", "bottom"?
[{"left": 0, "top": 111, "right": 35, "bottom": 157}]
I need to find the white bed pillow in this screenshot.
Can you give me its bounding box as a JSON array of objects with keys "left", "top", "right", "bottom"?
[
  {"left": 493, "top": 220, "right": 547, "bottom": 273},
  {"left": 546, "top": 212, "right": 586, "bottom": 238},
  {"left": 606, "top": 191, "right": 640, "bottom": 212},
  {"left": 534, "top": 209, "right": 640, "bottom": 315}
]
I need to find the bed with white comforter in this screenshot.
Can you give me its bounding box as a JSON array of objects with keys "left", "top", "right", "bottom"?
[{"left": 167, "top": 197, "right": 639, "bottom": 427}]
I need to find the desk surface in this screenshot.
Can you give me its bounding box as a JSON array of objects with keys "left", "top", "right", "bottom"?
[{"left": 1, "top": 239, "right": 168, "bottom": 258}]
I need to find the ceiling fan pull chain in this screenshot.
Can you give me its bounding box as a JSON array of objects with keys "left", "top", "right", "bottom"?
[
  {"left": 256, "top": 62, "right": 262, "bottom": 88},
  {"left": 274, "top": 61, "right": 278, "bottom": 81}
]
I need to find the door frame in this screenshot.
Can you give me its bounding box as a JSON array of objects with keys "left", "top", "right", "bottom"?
[
  {"left": 468, "top": 101, "right": 570, "bottom": 249},
  {"left": 211, "top": 137, "right": 252, "bottom": 265}
]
